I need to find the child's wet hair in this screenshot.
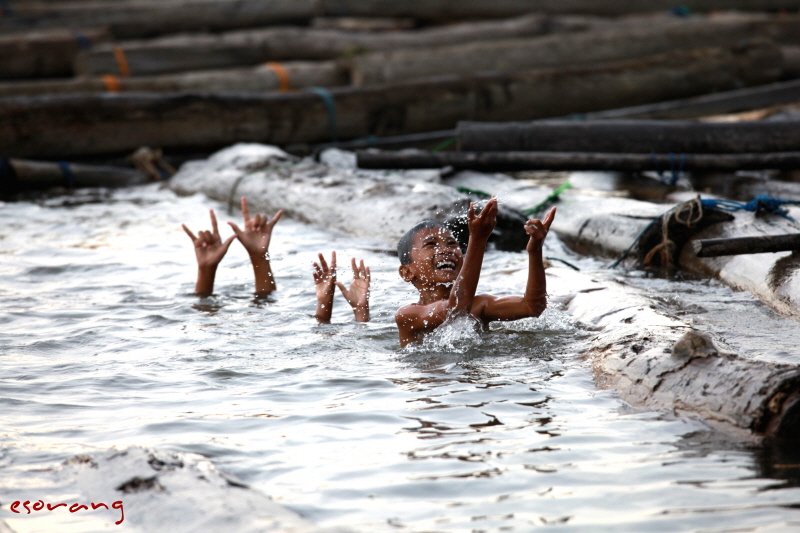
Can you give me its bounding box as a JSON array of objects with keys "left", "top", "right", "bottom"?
[{"left": 397, "top": 220, "right": 450, "bottom": 265}]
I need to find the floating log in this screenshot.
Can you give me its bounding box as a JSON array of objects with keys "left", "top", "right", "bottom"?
[
  {"left": 693, "top": 234, "right": 800, "bottom": 257},
  {"left": 458, "top": 119, "right": 800, "bottom": 154},
  {"left": 0, "top": 27, "right": 111, "bottom": 79},
  {"left": 357, "top": 150, "right": 800, "bottom": 172},
  {"left": 0, "top": 157, "right": 148, "bottom": 193},
  {"left": 0, "top": 62, "right": 346, "bottom": 98},
  {"left": 0, "top": 0, "right": 316, "bottom": 39},
  {"left": 0, "top": 43, "right": 782, "bottom": 158},
  {"left": 348, "top": 16, "right": 797, "bottom": 85},
  {"left": 73, "top": 14, "right": 554, "bottom": 77},
  {"left": 783, "top": 46, "right": 800, "bottom": 79}
]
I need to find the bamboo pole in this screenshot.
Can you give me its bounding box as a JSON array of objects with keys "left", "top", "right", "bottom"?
[
  {"left": 356, "top": 151, "right": 800, "bottom": 172},
  {"left": 458, "top": 119, "right": 800, "bottom": 154},
  {"left": 0, "top": 27, "right": 111, "bottom": 79},
  {"left": 73, "top": 14, "right": 553, "bottom": 77},
  {"left": 0, "top": 43, "right": 781, "bottom": 158},
  {"left": 348, "top": 16, "right": 799, "bottom": 85},
  {"left": 0, "top": 62, "right": 346, "bottom": 97}
]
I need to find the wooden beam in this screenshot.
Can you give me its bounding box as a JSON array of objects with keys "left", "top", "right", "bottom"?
[{"left": 693, "top": 234, "right": 800, "bottom": 257}]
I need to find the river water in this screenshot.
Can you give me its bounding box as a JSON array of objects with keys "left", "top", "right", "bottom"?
[{"left": 2, "top": 183, "right": 800, "bottom": 532}]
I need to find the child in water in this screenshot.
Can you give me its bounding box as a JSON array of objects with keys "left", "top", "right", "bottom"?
[
  {"left": 395, "top": 198, "right": 556, "bottom": 347},
  {"left": 183, "top": 196, "right": 371, "bottom": 322}
]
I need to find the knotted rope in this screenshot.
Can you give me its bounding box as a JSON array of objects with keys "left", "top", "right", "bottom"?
[{"left": 643, "top": 198, "right": 703, "bottom": 266}]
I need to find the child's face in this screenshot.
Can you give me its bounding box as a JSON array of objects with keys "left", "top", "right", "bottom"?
[{"left": 405, "top": 226, "right": 463, "bottom": 287}]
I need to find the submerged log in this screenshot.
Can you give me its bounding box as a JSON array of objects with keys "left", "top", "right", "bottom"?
[
  {"left": 73, "top": 14, "right": 554, "bottom": 77},
  {"left": 0, "top": 0, "right": 316, "bottom": 39},
  {"left": 0, "top": 62, "right": 346, "bottom": 98},
  {"left": 348, "top": 16, "right": 796, "bottom": 85},
  {"left": 0, "top": 44, "right": 781, "bottom": 158},
  {"left": 357, "top": 150, "right": 800, "bottom": 172},
  {"left": 0, "top": 27, "right": 111, "bottom": 79},
  {"left": 694, "top": 234, "right": 800, "bottom": 257},
  {"left": 458, "top": 119, "right": 800, "bottom": 154},
  {"left": 0, "top": 157, "right": 148, "bottom": 193}
]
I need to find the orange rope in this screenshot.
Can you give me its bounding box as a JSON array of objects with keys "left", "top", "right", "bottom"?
[
  {"left": 101, "top": 74, "right": 122, "bottom": 92},
  {"left": 113, "top": 46, "right": 130, "bottom": 77},
  {"left": 265, "top": 62, "right": 290, "bottom": 92}
]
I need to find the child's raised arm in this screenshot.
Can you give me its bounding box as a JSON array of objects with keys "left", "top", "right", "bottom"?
[
  {"left": 313, "top": 251, "right": 337, "bottom": 324},
  {"left": 336, "top": 257, "right": 371, "bottom": 322},
  {"left": 228, "top": 197, "right": 283, "bottom": 297},
  {"left": 182, "top": 209, "right": 236, "bottom": 296},
  {"left": 474, "top": 206, "right": 556, "bottom": 321}
]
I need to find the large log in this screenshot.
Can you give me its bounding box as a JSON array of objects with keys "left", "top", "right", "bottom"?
[
  {"left": 356, "top": 150, "right": 800, "bottom": 172},
  {"left": 73, "top": 14, "right": 555, "bottom": 77},
  {"left": 458, "top": 119, "right": 800, "bottom": 154},
  {"left": 693, "top": 234, "right": 800, "bottom": 257},
  {"left": 348, "top": 16, "right": 798, "bottom": 85},
  {"left": 0, "top": 43, "right": 782, "bottom": 158},
  {"left": 0, "top": 62, "right": 346, "bottom": 97},
  {"left": 0, "top": 27, "right": 110, "bottom": 79},
  {"left": 0, "top": 157, "right": 147, "bottom": 193},
  {"left": 0, "top": 0, "right": 316, "bottom": 39}
]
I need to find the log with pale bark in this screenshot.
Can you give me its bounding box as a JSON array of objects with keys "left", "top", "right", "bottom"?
[
  {"left": 348, "top": 16, "right": 798, "bottom": 85},
  {"left": 0, "top": 43, "right": 782, "bottom": 158},
  {"left": 0, "top": 27, "right": 111, "bottom": 79},
  {"left": 357, "top": 150, "right": 800, "bottom": 172},
  {"left": 458, "top": 119, "right": 800, "bottom": 154},
  {"left": 0, "top": 62, "right": 346, "bottom": 98},
  {"left": 73, "top": 14, "right": 555, "bottom": 77}
]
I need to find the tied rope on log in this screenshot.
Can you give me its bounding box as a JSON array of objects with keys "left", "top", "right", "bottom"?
[
  {"left": 643, "top": 198, "right": 704, "bottom": 267},
  {"left": 128, "top": 147, "right": 176, "bottom": 181}
]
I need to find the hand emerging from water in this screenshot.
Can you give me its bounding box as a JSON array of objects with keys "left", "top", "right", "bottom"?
[
  {"left": 525, "top": 207, "right": 556, "bottom": 254},
  {"left": 336, "top": 257, "right": 370, "bottom": 322},
  {"left": 182, "top": 209, "right": 235, "bottom": 270},
  {"left": 228, "top": 196, "right": 283, "bottom": 260},
  {"left": 468, "top": 197, "right": 498, "bottom": 242},
  {"left": 313, "top": 251, "right": 336, "bottom": 323}
]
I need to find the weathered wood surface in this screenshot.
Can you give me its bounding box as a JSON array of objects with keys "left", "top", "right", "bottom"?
[
  {"left": 0, "top": 44, "right": 781, "bottom": 158},
  {"left": 557, "top": 267, "right": 800, "bottom": 440},
  {"left": 0, "top": 62, "right": 346, "bottom": 97},
  {"left": 357, "top": 150, "right": 800, "bottom": 172},
  {"left": 783, "top": 46, "right": 800, "bottom": 79},
  {"left": 581, "top": 78, "right": 800, "bottom": 120},
  {"left": 348, "top": 16, "right": 796, "bottom": 85},
  {"left": 73, "top": 14, "right": 555, "bottom": 77},
  {"left": 0, "top": 27, "right": 110, "bottom": 79},
  {"left": 1, "top": 158, "right": 147, "bottom": 193},
  {"left": 694, "top": 234, "right": 800, "bottom": 257},
  {"left": 458, "top": 119, "right": 800, "bottom": 154},
  {"left": 0, "top": 0, "right": 316, "bottom": 39}
]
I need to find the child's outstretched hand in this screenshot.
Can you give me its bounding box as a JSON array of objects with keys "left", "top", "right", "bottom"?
[
  {"left": 182, "top": 209, "right": 236, "bottom": 269},
  {"left": 228, "top": 196, "right": 283, "bottom": 259},
  {"left": 336, "top": 257, "right": 370, "bottom": 322},
  {"left": 313, "top": 251, "right": 336, "bottom": 323},
  {"left": 467, "top": 196, "right": 498, "bottom": 242},
  {"left": 525, "top": 207, "right": 556, "bottom": 253}
]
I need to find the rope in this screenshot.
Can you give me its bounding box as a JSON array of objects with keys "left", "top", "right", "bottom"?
[
  {"left": 113, "top": 46, "right": 130, "bottom": 77},
  {"left": 226, "top": 172, "right": 259, "bottom": 215},
  {"left": 128, "top": 147, "right": 176, "bottom": 181},
  {"left": 431, "top": 137, "right": 458, "bottom": 152},
  {"left": 545, "top": 257, "right": 580, "bottom": 271},
  {"left": 74, "top": 32, "right": 92, "bottom": 50},
  {"left": 57, "top": 161, "right": 75, "bottom": 188},
  {"left": 523, "top": 182, "right": 571, "bottom": 216},
  {"left": 101, "top": 74, "right": 122, "bottom": 93},
  {"left": 265, "top": 62, "right": 291, "bottom": 92},
  {"left": 306, "top": 87, "right": 338, "bottom": 143},
  {"left": 650, "top": 152, "right": 685, "bottom": 186},
  {"left": 642, "top": 198, "right": 703, "bottom": 266},
  {"left": 699, "top": 195, "right": 800, "bottom": 221}
]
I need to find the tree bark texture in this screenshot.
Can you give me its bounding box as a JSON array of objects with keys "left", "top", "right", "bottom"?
[
  {"left": 0, "top": 62, "right": 346, "bottom": 97},
  {"left": 356, "top": 150, "right": 800, "bottom": 172},
  {"left": 458, "top": 118, "right": 800, "bottom": 154},
  {"left": 0, "top": 44, "right": 782, "bottom": 158},
  {"left": 0, "top": 27, "right": 110, "bottom": 79},
  {"left": 348, "top": 16, "right": 797, "bottom": 85},
  {"left": 73, "top": 15, "right": 553, "bottom": 77}
]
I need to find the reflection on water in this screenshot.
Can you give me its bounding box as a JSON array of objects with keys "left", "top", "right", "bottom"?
[{"left": 1, "top": 185, "right": 800, "bottom": 532}]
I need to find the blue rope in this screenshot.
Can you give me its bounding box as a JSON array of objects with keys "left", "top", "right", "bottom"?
[
  {"left": 57, "top": 161, "right": 75, "bottom": 188},
  {"left": 74, "top": 32, "right": 92, "bottom": 50},
  {"left": 669, "top": 5, "right": 691, "bottom": 17},
  {"left": 651, "top": 153, "right": 685, "bottom": 186},
  {"left": 700, "top": 195, "right": 800, "bottom": 222},
  {"left": 306, "top": 87, "right": 339, "bottom": 143}
]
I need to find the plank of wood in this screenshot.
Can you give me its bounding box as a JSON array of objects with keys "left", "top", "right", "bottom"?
[
  {"left": 693, "top": 234, "right": 800, "bottom": 257},
  {"left": 0, "top": 43, "right": 781, "bottom": 158}
]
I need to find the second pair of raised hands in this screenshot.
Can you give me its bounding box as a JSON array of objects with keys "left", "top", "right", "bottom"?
[{"left": 313, "top": 251, "right": 370, "bottom": 323}]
